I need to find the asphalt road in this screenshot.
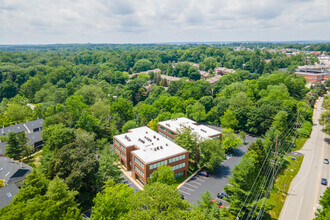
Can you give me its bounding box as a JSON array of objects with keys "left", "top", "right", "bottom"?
[
  {"left": 280, "top": 96, "right": 329, "bottom": 220},
  {"left": 178, "top": 133, "right": 257, "bottom": 205}
]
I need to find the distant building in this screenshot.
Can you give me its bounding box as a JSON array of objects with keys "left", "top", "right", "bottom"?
[
  {"left": 295, "top": 65, "right": 330, "bottom": 83},
  {"left": 130, "top": 68, "right": 161, "bottom": 78},
  {"left": 206, "top": 75, "right": 222, "bottom": 85},
  {"left": 160, "top": 75, "right": 182, "bottom": 84},
  {"left": 0, "top": 119, "right": 44, "bottom": 155},
  {"left": 113, "top": 127, "right": 189, "bottom": 185},
  {"left": 0, "top": 156, "right": 32, "bottom": 208},
  {"left": 213, "top": 67, "right": 235, "bottom": 75},
  {"left": 199, "top": 71, "right": 211, "bottom": 79},
  {"left": 157, "top": 117, "right": 222, "bottom": 142}
]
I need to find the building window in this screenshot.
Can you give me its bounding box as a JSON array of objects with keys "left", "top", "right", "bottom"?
[
  {"left": 114, "top": 139, "right": 120, "bottom": 146},
  {"left": 115, "top": 147, "right": 120, "bottom": 154},
  {"left": 169, "top": 154, "right": 185, "bottom": 163},
  {"left": 212, "top": 135, "right": 219, "bottom": 139},
  {"left": 135, "top": 157, "right": 144, "bottom": 169},
  {"left": 159, "top": 126, "right": 166, "bottom": 131},
  {"left": 114, "top": 139, "right": 126, "bottom": 152},
  {"left": 174, "top": 171, "right": 184, "bottom": 177},
  {"left": 149, "top": 160, "right": 168, "bottom": 170},
  {"left": 167, "top": 130, "right": 175, "bottom": 135},
  {"left": 135, "top": 166, "right": 144, "bottom": 178},
  {"left": 159, "top": 131, "right": 166, "bottom": 137},
  {"left": 167, "top": 136, "right": 175, "bottom": 142},
  {"left": 171, "top": 162, "right": 185, "bottom": 171}
]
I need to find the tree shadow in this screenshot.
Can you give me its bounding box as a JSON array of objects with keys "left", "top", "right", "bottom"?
[
  {"left": 211, "top": 165, "right": 231, "bottom": 179},
  {"left": 325, "top": 137, "right": 330, "bottom": 145}
]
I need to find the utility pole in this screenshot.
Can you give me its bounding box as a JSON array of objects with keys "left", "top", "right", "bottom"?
[
  {"left": 294, "top": 110, "right": 300, "bottom": 148},
  {"left": 272, "top": 134, "right": 279, "bottom": 189}
]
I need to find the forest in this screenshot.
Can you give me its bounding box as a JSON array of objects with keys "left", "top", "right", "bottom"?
[{"left": 0, "top": 43, "right": 328, "bottom": 219}]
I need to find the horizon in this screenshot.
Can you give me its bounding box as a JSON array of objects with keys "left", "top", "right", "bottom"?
[{"left": 0, "top": 40, "right": 329, "bottom": 47}]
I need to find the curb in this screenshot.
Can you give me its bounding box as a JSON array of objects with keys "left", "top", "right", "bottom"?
[
  {"left": 177, "top": 167, "right": 203, "bottom": 189},
  {"left": 118, "top": 165, "right": 144, "bottom": 190}
]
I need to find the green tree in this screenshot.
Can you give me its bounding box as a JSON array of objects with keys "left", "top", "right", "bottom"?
[
  {"left": 5, "top": 131, "right": 21, "bottom": 159},
  {"left": 221, "top": 128, "right": 242, "bottom": 152},
  {"left": 48, "top": 133, "right": 99, "bottom": 209},
  {"left": 199, "top": 139, "right": 225, "bottom": 172},
  {"left": 98, "top": 147, "right": 123, "bottom": 184},
  {"left": 41, "top": 123, "right": 75, "bottom": 151},
  {"left": 65, "top": 95, "right": 88, "bottom": 122},
  {"left": 91, "top": 179, "right": 134, "bottom": 220},
  {"left": 122, "top": 120, "right": 138, "bottom": 133},
  {"left": 132, "top": 59, "right": 153, "bottom": 72},
  {"left": 110, "top": 98, "right": 134, "bottom": 122},
  {"left": 315, "top": 186, "right": 330, "bottom": 219},
  {"left": 186, "top": 102, "right": 207, "bottom": 122},
  {"left": 124, "top": 182, "right": 204, "bottom": 219},
  {"left": 0, "top": 176, "right": 81, "bottom": 220},
  {"left": 175, "top": 127, "right": 200, "bottom": 165},
  {"left": 17, "top": 132, "right": 29, "bottom": 158},
  {"left": 220, "top": 109, "right": 239, "bottom": 130},
  {"left": 239, "top": 130, "right": 246, "bottom": 144},
  {"left": 148, "top": 165, "right": 176, "bottom": 185},
  {"left": 196, "top": 191, "right": 222, "bottom": 219}
]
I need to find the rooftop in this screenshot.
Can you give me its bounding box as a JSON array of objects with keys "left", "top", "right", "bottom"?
[
  {"left": 206, "top": 75, "right": 222, "bottom": 84},
  {"left": 158, "top": 117, "right": 221, "bottom": 140},
  {"left": 114, "top": 127, "right": 187, "bottom": 164},
  {"left": 0, "top": 119, "right": 44, "bottom": 137},
  {"left": 0, "top": 156, "right": 32, "bottom": 183}
]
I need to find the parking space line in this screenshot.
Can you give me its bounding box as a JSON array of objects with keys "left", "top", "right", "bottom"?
[
  {"left": 190, "top": 181, "right": 201, "bottom": 185},
  {"left": 185, "top": 183, "right": 198, "bottom": 188},
  {"left": 195, "top": 178, "right": 205, "bottom": 182},
  {"left": 182, "top": 186, "right": 195, "bottom": 191},
  {"left": 180, "top": 190, "right": 191, "bottom": 195}
]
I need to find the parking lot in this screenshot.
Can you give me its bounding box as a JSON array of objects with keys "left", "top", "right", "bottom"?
[
  {"left": 178, "top": 134, "right": 257, "bottom": 205},
  {"left": 122, "top": 174, "right": 140, "bottom": 192}
]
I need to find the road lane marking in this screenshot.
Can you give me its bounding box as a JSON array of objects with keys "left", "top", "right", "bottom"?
[
  {"left": 296, "top": 196, "right": 304, "bottom": 220},
  {"left": 181, "top": 186, "right": 195, "bottom": 191},
  {"left": 180, "top": 190, "right": 191, "bottom": 195},
  {"left": 185, "top": 183, "right": 198, "bottom": 188},
  {"left": 311, "top": 130, "right": 325, "bottom": 220}
]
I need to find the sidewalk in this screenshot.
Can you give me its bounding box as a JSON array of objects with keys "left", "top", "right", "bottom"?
[{"left": 119, "top": 165, "right": 144, "bottom": 190}]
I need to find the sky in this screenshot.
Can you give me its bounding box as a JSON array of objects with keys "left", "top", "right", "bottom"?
[{"left": 0, "top": 0, "right": 329, "bottom": 44}]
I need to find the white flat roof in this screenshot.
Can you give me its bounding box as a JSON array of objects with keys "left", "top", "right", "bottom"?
[
  {"left": 114, "top": 127, "right": 187, "bottom": 164},
  {"left": 158, "top": 117, "right": 221, "bottom": 140}
]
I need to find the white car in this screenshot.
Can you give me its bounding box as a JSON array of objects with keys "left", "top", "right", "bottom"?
[{"left": 324, "top": 158, "right": 329, "bottom": 164}]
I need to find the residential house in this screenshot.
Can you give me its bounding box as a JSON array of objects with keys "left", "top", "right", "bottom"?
[{"left": 0, "top": 156, "right": 32, "bottom": 208}]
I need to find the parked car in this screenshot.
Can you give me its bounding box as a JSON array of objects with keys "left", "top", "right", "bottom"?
[
  {"left": 180, "top": 194, "right": 185, "bottom": 200},
  {"left": 211, "top": 199, "right": 225, "bottom": 208},
  {"left": 217, "top": 192, "right": 230, "bottom": 199},
  {"left": 321, "top": 178, "right": 328, "bottom": 186},
  {"left": 324, "top": 158, "right": 329, "bottom": 164},
  {"left": 198, "top": 171, "right": 209, "bottom": 177}
]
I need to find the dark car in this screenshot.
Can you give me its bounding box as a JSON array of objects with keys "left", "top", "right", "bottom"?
[
  {"left": 217, "top": 193, "right": 230, "bottom": 199},
  {"left": 321, "top": 178, "right": 328, "bottom": 186},
  {"left": 198, "top": 171, "right": 209, "bottom": 177},
  {"left": 211, "top": 199, "right": 225, "bottom": 208},
  {"left": 180, "top": 194, "right": 185, "bottom": 200},
  {"left": 324, "top": 158, "right": 329, "bottom": 164}
]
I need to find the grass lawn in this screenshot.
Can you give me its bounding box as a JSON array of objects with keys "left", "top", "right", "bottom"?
[
  {"left": 174, "top": 165, "right": 199, "bottom": 187},
  {"left": 22, "top": 151, "right": 43, "bottom": 167},
  {"left": 267, "top": 155, "right": 304, "bottom": 219},
  {"left": 290, "top": 137, "right": 308, "bottom": 152}
]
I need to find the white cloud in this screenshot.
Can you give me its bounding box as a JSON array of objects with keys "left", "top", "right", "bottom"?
[{"left": 0, "top": 0, "right": 329, "bottom": 44}]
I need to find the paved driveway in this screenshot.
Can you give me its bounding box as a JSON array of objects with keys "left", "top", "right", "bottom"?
[
  {"left": 122, "top": 174, "right": 140, "bottom": 192},
  {"left": 178, "top": 134, "right": 257, "bottom": 205}
]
